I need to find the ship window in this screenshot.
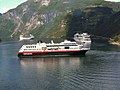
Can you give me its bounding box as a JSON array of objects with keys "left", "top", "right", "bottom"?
[
  {"left": 65, "top": 47, "right": 69, "bottom": 49},
  {"left": 26, "top": 46, "right": 36, "bottom": 48},
  {"left": 64, "top": 43, "right": 76, "bottom": 45},
  {"left": 84, "top": 38, "right": 90, "bottom": 41},
  {"left": 48, "top": 49, "right": 52, "bottom": 50}
]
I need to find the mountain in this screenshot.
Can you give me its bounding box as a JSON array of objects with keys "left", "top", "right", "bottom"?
[
  {"left": 0, "top": 0, "right": 120, "bottom": 42},
  {"left": 0, "top": 13, "right": 2, "bottom": 16},
  {"left": 66, "top": 6, "right": 114, "bottom": 37},
  {"left": 95, "top": 11, "right": 120, "bottom": 37},
  {"left": 0, "top": 0, "right": 103, "bottom": 40},
  {"left": 96, "top": 11, "right": 120, "bottom": 42},
  {"left": 0, "top": 16, "right": 15, "bottom": 40}
]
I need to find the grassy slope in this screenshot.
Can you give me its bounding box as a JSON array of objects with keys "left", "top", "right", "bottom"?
[{"left": 0, "top": 16, "right": 15, "bottom": 40}]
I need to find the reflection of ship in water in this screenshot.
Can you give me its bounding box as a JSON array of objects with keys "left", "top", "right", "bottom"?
[
  {"left": 19, "top": 57, "right": 83, "bottom": 89},
  {"left": 20, "top": 57, "right": 81, "bottom": 70}
]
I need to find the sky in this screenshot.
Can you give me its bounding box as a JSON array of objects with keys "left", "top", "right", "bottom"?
[
  {"left": 105, "top": 0, "right": 120, "bottom": 2},
  {"left": 0, "top": 0, "right": 27, "bottom": 13},
  {"left": 0, "top": 0, "right": 120, "bottom": 13}
]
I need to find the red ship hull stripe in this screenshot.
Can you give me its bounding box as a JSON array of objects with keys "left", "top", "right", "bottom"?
[{"left": 18, "top": 50, "right": 81, "bottom": 54}]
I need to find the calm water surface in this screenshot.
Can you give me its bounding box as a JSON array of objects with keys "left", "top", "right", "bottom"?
[{"left": 0, "top": 41, "right": 120, "bottom": 90}]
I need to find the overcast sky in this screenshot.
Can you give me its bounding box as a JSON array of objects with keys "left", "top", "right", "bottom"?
[
  {"left": 0, "top": 0, "right": 27, "bottom": 13},
  {"left": 105, "top": 0, "right": 120, "bottom": 2},
  {"left": 0, "top": 0, "right": 120, "bottom": 13}
]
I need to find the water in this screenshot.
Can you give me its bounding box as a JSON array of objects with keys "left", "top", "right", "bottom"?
[{"left": 0, "top": 41, "right": 120, "bottom": 90}]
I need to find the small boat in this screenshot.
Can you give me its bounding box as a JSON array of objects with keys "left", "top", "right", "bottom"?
[
  {"left": 18, "top": 33, "right": 91, "bottom": 57},
  {"left": 19, "top": 34, "right": 34, "bottom": 41}
]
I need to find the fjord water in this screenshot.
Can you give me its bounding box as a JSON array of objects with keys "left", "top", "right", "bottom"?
[{"left": 0, "top": 41, "right": 120, "bottom": 90}]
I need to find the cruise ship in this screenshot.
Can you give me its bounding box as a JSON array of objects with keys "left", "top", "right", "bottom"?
[
  {"left": 19, "top": 34, "right": 34, "bottom": 41},
  {"left": 18, "top": 33, "right": 91, "bottom": 57}
]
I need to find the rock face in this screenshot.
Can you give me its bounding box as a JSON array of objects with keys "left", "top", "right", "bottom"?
[
  {"left": 3, "top": 0, "right": 56, "bottom": 38},
  {"left": 0, "top": 0, "right": 120, "bottom": 40}
]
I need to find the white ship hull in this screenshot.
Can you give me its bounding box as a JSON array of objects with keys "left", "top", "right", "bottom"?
[{"left": 19, "top": 34, "right": 34, "bottom": 41}]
